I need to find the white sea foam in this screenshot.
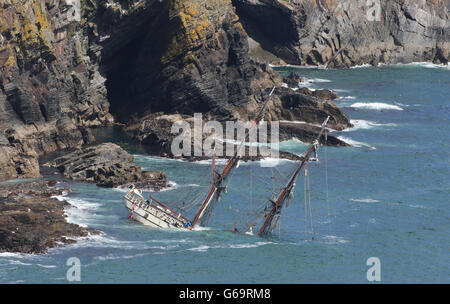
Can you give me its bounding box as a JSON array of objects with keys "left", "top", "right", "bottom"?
[
  {"left": 311, "top": 78, "right": 332, "bottom": 83},
  {"left": 0, "top": 252, "right": 25, "bottom": 258},
  {"left": 350, "top": 64, "right": 372, "bottom": 69},
  {"left": 344, "top": 120, "right": 398, "bottom": 132},
  {"left": 322, "top": 235, "right": 350, "bottom": 244},
  {"left": 331, "top": 89, "right": 350, "bottom": 93},
  {"left": 185, "top": 183, "right": 200, "bottom": 187},
  {"left": 280, "top": 120, "right": 338, "bottom": 132},
  {"left": 8, "top": 280, "right": 25, "bottom": 284},
  {"left": 337, "top": 136, "right": 376, "bottom": 150},
  {"left": 52, "top": 195, "right": 102, "bottom": 226},
  {"left": 269, "top": 64, "right": 328, "bottom": 69},
  {"left": 349, "top": 198, "right": 380, "bottom": 203},
  {"left": 379, "top": 61, "right": 450, "bottom": 70},
  {"left": 407, "top": 204, "right": 428, "bottom": 209},
  {"left": 258, "top": 157, "right": 285, "bottom": 167},
  {"left": 193, "top": 158, "right": 229, "bottom": 166},
  {"left": 349, "top": 102, "right": 403, "bottom": 111},
  {"left": 95, "top": 252, "right": 152, "bottom": 261},
  {"left": 157, "top": 181, "right": 178, "bottom": 192},
  {"left": 59, "top": 234, "right": 145, "bottom": 250},
  {"left": 36, "top": 264, "right": 57, "bottom": 269},
  {"left": 228, "top": 242, "right": 273, "bottom": 249},
  {"left": 133, "top": 154, "right": 182, "bottom": 164},
  {"left": 278, "top": 138, "right": 307, "bottom": 151},
  {"left": 188, "top": 241, "right": 273, "bottom": 252},
  {"left": 52, "top": 195, "right": 100, "bottom": 211},
  {"left": 337, "top": 95, "right": 356, "bottom": 100},
  {"left": 7, "top": 260, "right": 33, "bottom": 266},
  {"left": 299, "top": 77, "right": 332, "bottom": 87},
  {"left": 188, "top": 245, "right": 215, "bottom": 252}
]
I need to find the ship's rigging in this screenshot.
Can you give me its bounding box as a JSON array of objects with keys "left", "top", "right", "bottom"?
[
  {"left": 124, "top": 88, "right": 332, "bottom": 237},
  {"left": 124, "top": 87, "right": 278, "bottom": 230}
]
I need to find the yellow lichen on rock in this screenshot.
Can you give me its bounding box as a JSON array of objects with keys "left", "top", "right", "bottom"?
[
  {"left": 162, "top": 0, "right": 224, "bottom": 65},
  {"left": 4, "top": 45, "right": 16, "bottom": 69},
  {"left": 15, "top": 0, "right": 53, "bottom": 62}
]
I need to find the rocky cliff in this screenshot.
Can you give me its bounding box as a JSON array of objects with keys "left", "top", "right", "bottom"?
[
  {"left": 0, "top": 180, "right": 98, "bottom": 254},
  {"left": 233, "top": 0, "right": 449, "bottom": 67},
  {"left": 0, "top": 0, "right": 355, "bottom": 182},
  {"left": 0, "top": 0, "right": 113, "bottom": 180},
  {"left": 47, "top": 142, "right": 168, "bottom": 189}
]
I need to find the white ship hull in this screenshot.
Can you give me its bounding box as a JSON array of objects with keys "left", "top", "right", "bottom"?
[{"left": 124, "top": 188, "right": 191, "bottom": 230}]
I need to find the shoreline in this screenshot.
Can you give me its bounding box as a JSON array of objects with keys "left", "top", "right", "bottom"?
[{"left": 270, "top": 61, "right": 450, "bottom": 70}]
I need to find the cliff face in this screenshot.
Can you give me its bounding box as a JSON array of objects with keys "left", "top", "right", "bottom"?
[
  {"left": 0, "top": 0, "right": 112, "bottom": 180},
  {"left": 233, "top": 0, "right": 450, "bottom": 67},
  {"left": 102, "top": 0, "right": 281, "bottom": 122},
  {"left": 0, "top": 0, "right": 353, "bottom": 182}
]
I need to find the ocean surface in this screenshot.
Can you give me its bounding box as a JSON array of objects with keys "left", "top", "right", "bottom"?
[{"left": 1, "top": 63, "right": 449, "bottom": 283}]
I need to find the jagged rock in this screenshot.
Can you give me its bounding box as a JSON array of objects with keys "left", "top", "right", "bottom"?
[
  {"left": 47, "top": 143, "right": 169, "bottom": 189},
  {"left": 0, "top": 146, "right": 41, "bottom": 181},
  {"left": 283, "top": 72, "right": 304, "bottom": 88},
  {"left": 233, "top": 0, "right": 450, "bottom": 67},
  {"left": 0, "top": 180, "right": 98, "bottom": 254},
  {"left": 279, "top": 122, "right": 349, "bottom": 147},
  {"left": 124, "top": 108, "right": 349, "bottom": 161},
  {"left": 0, "top": 0, "right": 113, "bottom": 181},
  {"left": 296, "top": 87, "right": 339, "bottom": 101},
  {"left": 0, "top": 132, "right": 8, "bottom": 146},
  {"left": 268, "top": 89, "right": 351, "bottom": 131},
  {"left": 0, "top": 0, "right": 357, "bottom": 182}
]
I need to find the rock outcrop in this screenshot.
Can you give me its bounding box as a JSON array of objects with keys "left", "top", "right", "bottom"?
[
  {"left": 0, "top": 0, "right": 355, "bottom": 182},
  {"left": 47, "top": 143, "right": 168, "bottom": 189},
  {"left": 0, "top": 180, "right": 97, "bottom": 254},
  {"left": 233, "top": 0, "right": 450, "bottom": 67},
  {"left": 0, "top": 0, "right": 113, "bottom": 181},
  {"left": 124, "top": 100, "right": 349, "bottom": 161}
]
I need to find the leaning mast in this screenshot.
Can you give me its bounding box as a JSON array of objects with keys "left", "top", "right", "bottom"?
[
  {"left": 258, "top": 116, "right": 330, "bottom": 236},
  {"left": 191, "top": 87, "right": 276, "bottom": 227}
]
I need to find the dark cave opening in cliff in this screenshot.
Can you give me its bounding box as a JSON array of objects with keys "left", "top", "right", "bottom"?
[
  {"left": 232, "top": 0, "right": 300, "bottom": 65},
  {"left": 103, "top": 36, "right": 144, "bottom": 124}
]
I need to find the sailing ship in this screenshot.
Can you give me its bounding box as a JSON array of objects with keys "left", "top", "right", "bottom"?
[
  {"left": 124, "top": 87, "right": 331, "bottom": 236},
  {"left": 123, "top": 88, "right": 276, "bottom": 230}
]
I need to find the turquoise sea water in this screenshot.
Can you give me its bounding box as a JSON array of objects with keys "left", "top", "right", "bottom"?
[{"left": 1, "top": 63, "right": 449, "bottom": 283}]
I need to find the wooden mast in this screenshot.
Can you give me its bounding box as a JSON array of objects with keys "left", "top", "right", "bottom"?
[
  {"left": 191, "top": 87, "right": 276, "bottom": 227},
  {"left": 258, "top": 116, "right": 330, "bottom": 236}
]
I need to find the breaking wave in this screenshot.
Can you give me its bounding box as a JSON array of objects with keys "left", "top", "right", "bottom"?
[
  {"left": 52, "top": 195, "right": 102, "bottom": 227},
  {"left": 337, "top": 136, "right": 376, "bottom": 150},
  {"left": 337, "top": 95, "right": 356, "bottom": 100},
  {"left": 331, "top": 89, "right": 350, "bottom": 93},
  {"left": 379, "top": 61, "right": 450, "bottom": 70},
  {"left": 344, "top": 120, "right": 398, "bottom": 132},
  {"left": 349, "top": 102, "right": 404, "bottom": 111},
  {"left": 350, "top": 64, "right": 372, "bottom": 69},
  {"left": 158, "top": 181, "right": 178, "bottom": 192}
]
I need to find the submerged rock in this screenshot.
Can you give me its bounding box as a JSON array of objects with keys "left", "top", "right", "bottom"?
[
  {"left": 47, "top": 143, "right": 168, "bottom": 190},
  {"left": 0, "top": 180, "right": 97, "bottom": 254}
]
